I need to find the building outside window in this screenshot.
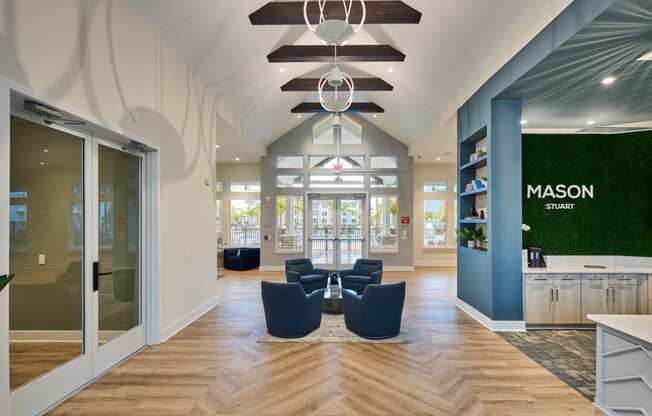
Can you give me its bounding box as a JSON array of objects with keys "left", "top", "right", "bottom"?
[
  {"left": 277, "top": 175, "right": 304, "bottom": 188},
  {"left": 370, "top": 196, "right": 398, "bottom": 252},
  {"left": 276, "top": 156, "right": 303, "bottom": 169},
  {"left": 370, "top": 156, "right": 398, "bottom": 169},
  {"left": 230, "top": 180, "right": 261, "bottom": 193},
  {"left": 216, "top": 200, "right": 223, "bottom": 247},
  {"left": 230, "top": 199, "right": 261, "bottom": 247},
  {"left": 370, "top": 175, "right": 398, "bottom": 188},
  {"left": 424, "top": 200, "right": 447, "bottom": 247},
  {"left": 424, "top": 181, "right": 448, "bottom": 193},
  {"left": 276, "top": 196, "right": 304, "bottom": 253}
]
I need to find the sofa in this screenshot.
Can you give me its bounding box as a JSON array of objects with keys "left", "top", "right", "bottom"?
[
  {"left": 224, "top": 248, "right": 260, "bottom": 271},
  {"left": 285, "top": 258, "right": 329, "bottom": 293},
  {"left": 343, "top": 282, "right": 406, "bottom": 339},
  {"left": 261, "top": 281, "right": 324, "bottom": 338},
  {"left": 340, "top": 259, "right": 383, "bottom": 294}
]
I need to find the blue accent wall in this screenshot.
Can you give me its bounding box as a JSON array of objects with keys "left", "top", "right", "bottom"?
[{"left": 456, "top": 0, "right": 616, "bottom": 321}]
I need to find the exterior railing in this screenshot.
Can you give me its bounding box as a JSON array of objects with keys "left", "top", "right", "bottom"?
[
  {"left": 424, "top": 223, "right": 447, "bottom": 247},
  {"left": 230, "top": 226, "right": 260, "bottom": 247}
]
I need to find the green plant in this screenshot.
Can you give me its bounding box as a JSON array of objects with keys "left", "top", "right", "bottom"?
[
  {"left": 0, "top": 274, "right": 15, "bottom": 293},
  {"left": 475, "top": 227, "right": 485, "bottom": 243},
  {"left": 458, "top": 228, "right": 476, "bottom": 242}
]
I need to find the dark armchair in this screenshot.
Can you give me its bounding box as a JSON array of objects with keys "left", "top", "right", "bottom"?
[
  {"left": 261, "top": 282, "right": 324, "bottom": 338},
  {"left": 224, "top": 248, "right": 260, "bottom": 271},
  {"left": 343, "top": 282, "right": 406, "bottom": 340},
  {"left": 285, "top": 258, "right": 329, "bottom": 293},
  {"left": 340, "top": 259, "right": 383, "bottom": 294}
]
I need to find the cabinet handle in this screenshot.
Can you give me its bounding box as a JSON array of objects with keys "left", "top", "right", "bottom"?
[
  {"left": 550, "top": 288, "right": 554, "bottom": 302},
  {"left": 555, "top": 288, "right": 559, "bottom": 302},
  {"left": 605, "top": 288, "right": 610, "bottom": 302},
  {"left": 611, "top": 287, "right": 616, "bottom": 303}
]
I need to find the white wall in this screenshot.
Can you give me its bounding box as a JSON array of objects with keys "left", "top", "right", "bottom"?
[
  {"left": 0, "top": 0, "right": 220, "bottom": 407},
  {"left": 413, "top": 163, "right": 458, "bottom": 267}
]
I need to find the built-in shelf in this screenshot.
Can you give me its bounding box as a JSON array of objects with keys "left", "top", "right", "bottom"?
[
  {"left": 459, "top": 246, "right": 489, "bottom": 254},
  {"left": 460, "top": 219, "right": 488, "bottom": 224},
  {"left": 460, "top": 188, "right": 487, "bottom": 197},
  {"left": 460, "top": 155, "right": 487, "bottom": 171}
]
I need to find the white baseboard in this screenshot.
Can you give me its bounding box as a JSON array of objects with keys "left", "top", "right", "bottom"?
[
  {"left": 413, "top": 260, "right": 457, "bottom": 267},
  {"left": 455, "top": 298, "right": 526, "bottom": 332},
  {"left": 384, "top": 266, "right": 415, "bottom": 272},
  {"left": 259, "top": 265, "right": 284, "bottom": 272},
  {"left": 160, "top": 295, "right": 220, "bottom": 343}
]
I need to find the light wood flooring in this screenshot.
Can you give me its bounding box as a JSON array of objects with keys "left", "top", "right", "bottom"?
[
  {"left": 49, "top": 268, "right": 602, "bottom": 415},
  {"left": 10, "top": 342, "right": 82, "bottom": 390}
]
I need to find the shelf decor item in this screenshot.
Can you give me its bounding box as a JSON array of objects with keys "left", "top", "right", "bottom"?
[
  {"left": 459, "top": 228, "right": 477, "bottom": 249},
  {"left": 0, "top": 273, "right": 15, "bottom": 293}
]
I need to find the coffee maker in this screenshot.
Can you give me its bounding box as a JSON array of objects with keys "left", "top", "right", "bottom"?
[{"left": 527, "top": 247, "right": 546, "bottom": 268}]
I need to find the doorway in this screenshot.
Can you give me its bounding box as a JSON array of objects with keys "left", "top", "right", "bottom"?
[
  {"left": 8, "top": 114, "right": 147, "bottom": 415},
  {"left": 308, "top": 194, "right": 366, "bottom": 270}
]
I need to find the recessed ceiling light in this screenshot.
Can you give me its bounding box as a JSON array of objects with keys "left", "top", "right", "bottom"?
[
  {"left": 373, "top": 114, "right": 378, "bottom": 118},
  {"left": 297, "top": 114, "right": 302, "bottom": 119},
  {"left": 388, "top": 68, "right": 394, "bottom": 73},
  {"left": 586, "top": 120, "right": 596, "bottom": 125},
  {"left": 436, "top": 157, "right": 441, "bottom": 161},
  {"left": 235, "top": 157, "right": 240, "bottom": 161},
  {"left": 520, "top": 119, "right": 528, "bottom": 125},
  {"left": 637, "top": 51, "right": 652, "bottom": 61},
  {"left": 280, "top": 67, "right": 285, "bottom": 73},
  {"left": 43, "top": 149, "right": 49, "bottom": 153},
  {"left": 40, "top": 162, "right": 46, "bottom": 166},
  {"left": 601, "top": 76, "right": 616, "bottom": 85}
]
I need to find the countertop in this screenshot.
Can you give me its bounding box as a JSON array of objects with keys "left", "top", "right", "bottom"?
[
  {"left": 523, "top": 266, "right": 652, "bottom": 275},
  {"left": 588, "top": 314, "right": 652, "bottom": 345}
]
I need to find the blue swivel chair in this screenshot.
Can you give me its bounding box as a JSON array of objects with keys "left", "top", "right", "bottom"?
[
  {"left": 340, "top": 259, "right": 383, "bottom": 294},
  {"left": 261, "top": 282, "right": 324, "bottom": 338},
  {"left": 285, "top": 258, "right": 329, "bottom": 293},
  {"left": 343, "top": 282, "right": 406, "bottom": 339}
]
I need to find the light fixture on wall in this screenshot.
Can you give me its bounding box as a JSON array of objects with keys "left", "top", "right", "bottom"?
[{"left": 304, "top": 0, "right": 366, "bottom": 46}]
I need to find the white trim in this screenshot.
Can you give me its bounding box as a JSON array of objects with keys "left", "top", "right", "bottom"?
[
  {"left": 9, "top": 330, "right": 126, "bottom": 343},
  {"left": 455, "top": 298, "right": 526, "bottom": 332},
  {"left": 384, "top": 266, "right": 415, "bottom": 272},
  {"left": 160, "top": 295, "right": 220, "bottom": 343},
  {"left": 413, "top": 260, "right": 457, "bottom": 267},
  {"left": 260, "top": 265, "right": 285, "bottom": 272}
]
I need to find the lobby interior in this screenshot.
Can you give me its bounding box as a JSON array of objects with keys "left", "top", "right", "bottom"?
[{"left": 2, "top": 1, "right": 652, "bottom": 415}]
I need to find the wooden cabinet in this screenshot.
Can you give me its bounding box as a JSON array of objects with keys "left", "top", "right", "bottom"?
[{"left": 525, "top": 273, "right": 647, "bottom": 325}]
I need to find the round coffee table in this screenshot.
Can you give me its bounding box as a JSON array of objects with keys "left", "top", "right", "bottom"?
[{"left": 323, "top": 285, "right": 344, "bottom": 314}]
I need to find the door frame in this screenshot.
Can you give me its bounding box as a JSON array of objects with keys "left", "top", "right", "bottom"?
[
  {"left": 306, "top": 191, "right": 368, "bottom": 270},
  {"left": 1, "top": 84, "right": 162, "bottom": 416}
]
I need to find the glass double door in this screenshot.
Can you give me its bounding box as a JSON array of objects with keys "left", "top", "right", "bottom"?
[
  {"left": 9, "top": 115, "right": 144, "bottom": 415},
  {"left": 309, "top": 195, "right": 366, "bottom": 270}
]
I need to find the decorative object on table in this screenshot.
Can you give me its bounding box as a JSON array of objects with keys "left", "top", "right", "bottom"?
[
  {"left": 285, "top": 258, "right": 329, "bottom": 293},
  {"left": 223, "top": 248, "right": 260, "bottom": 271},
  {"left": 478, "top": 208, "right": 488, "bottom": 219},
  {"left": 475, "top": 227, "right": 486, "bottom": 248},
  {"left": 459, "top": 227, "right": 477, "bottom": 249},
  {"left": 527, "top": 247, "right": 546, "bottom": 268},
  {"left": 257, "top": 312, "right": 410, "bottom": 344},
  {"left": 261, "top": 281, "right": 324, "bottom": 338},
  {"left": 0, "top": 273, "right": 14, "bottom": 293},
  {"left": 343, "top": 282, "right": 406, "bottom": 340},
  {"left": 340, "top": 259, "right": 382, "bottom": 294},
  {"left": 468, "top": 147, "right": 487, "bottom": 162},
  {"left": 323, "top": 285, "right": 353, "bottom": 315}
]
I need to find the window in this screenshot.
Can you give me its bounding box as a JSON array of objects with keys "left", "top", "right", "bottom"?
[
  {"left": 215, "top": 181, "right": 223, "bottom": 193},
  {"left": 424, "top": 181, "right": 448, "bottom": 193},
  {"left": 309, "top": 174, "right": 364, "bottom": 188},
  {"left": 216, "top": 200, "right": 223, "bottom": 246},
  {"left": 370, "top": 156, "right": 398, "bottom": 169},
  {"left": 276, "top": 156, "right": 303, "bottom": 169},
  {"left": 341, "top": 115, "right": 362, "bottom": 144},
  {"left": 276, "top": 196, "right": 304, "bottom": 253},
  {"left": 230, "top": 199, "right": 261, "bottom": 247},
  {"left": 309, "top": 155, "right": 364, "bottom": 169},
  {"left": 370, "top": 196, "right": 398, "bottom": 253},
  {"left": 277, "top": 175, "right": 304, "bottom": 188},
  {"left": 230, "top": 181, "right": 260, "bottom": 193},
  {"left": 371, "top": 175, "right": 399, "bottom": 188},
  {"left": 312, "top": 117, "right": 334, "bottom": 144},
  {"left": 424, "top": 200, "right": 447, "bottom": 247}
]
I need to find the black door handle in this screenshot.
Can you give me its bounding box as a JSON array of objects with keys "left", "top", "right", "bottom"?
[{"left": 93, "top": 261, "right": 113, "bottom": 292}]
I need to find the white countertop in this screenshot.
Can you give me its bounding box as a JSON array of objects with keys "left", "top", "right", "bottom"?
[
  {"left": 523, "top": 266, "right": 652, "bottom": 275},
  {"left": 588, "top": 315, "right": 652, "bottom": 345}
]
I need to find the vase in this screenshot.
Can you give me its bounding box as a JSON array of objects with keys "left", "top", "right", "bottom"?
[{"left": 467, "top": 241, "right": 476, "bottom": 249}]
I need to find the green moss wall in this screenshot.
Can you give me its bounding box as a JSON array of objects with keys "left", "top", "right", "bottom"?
[{"left": 522, "top": 132, "right": 652, "bottom": 256}]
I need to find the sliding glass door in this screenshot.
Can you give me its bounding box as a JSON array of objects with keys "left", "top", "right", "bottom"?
[{"left": 9, "top": 115, "right": 146, "bottom": 416}]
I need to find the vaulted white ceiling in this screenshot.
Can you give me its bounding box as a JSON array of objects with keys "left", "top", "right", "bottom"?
[{"left": 133, "top": 0, "right": 572, "bottom": 162}]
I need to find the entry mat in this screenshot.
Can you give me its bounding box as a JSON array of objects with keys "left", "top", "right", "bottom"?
[{"left": 498, "top": 330, "right": 596, "bottom": 400}]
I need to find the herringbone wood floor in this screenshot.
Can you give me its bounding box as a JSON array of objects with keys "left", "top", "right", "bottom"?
[{"left": 49, "top": 269, "right": 602, "bottom": 415}]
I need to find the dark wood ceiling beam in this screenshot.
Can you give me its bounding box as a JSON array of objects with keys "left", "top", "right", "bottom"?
[
  {"left": 282, "top": 78, "right": 393, "bottom": 92},
  {"left": 268, "top": 45, "right": 405, "bottom": 63},
  {"left": 250, "top": 1, "right": 422, "bottom": 25},
  {"left": 291, "top": 102, "right": 384, "bottom": 113}
]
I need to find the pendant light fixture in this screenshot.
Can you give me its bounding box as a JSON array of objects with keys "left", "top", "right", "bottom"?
[
  {"left": 304, "top": 0, "right": 366, "bottom": 46},
  {"left": 318, "top": 46, "right": 354, "bottom": 113}
]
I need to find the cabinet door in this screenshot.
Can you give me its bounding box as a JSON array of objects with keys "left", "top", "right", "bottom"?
[
  {"left": 610, "top": 283, "right": 638, "bottom": 315},
  {"left": 555, "top": 280, "right": 582, "bottom": 324},
  {"left": 525, "top": 284, "right": 555, "bottom": 324},
  {"left": 581, "top": 276, "right": 610, "bottom": 324}
]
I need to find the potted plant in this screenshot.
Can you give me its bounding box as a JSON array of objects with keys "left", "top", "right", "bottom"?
[
  {"left": 459, "top": 228, "right": 477, "bottom": 249},
  {"left": 475, "top": 227, "right": 486, "bottom": 249},
  {"left": 0, "top": 273, "right": 15, "bottom": 293}
]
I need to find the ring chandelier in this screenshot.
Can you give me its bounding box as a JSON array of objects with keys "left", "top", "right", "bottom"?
[{"left": 303, "top": 0, "right": 366, "bottom": 46}]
